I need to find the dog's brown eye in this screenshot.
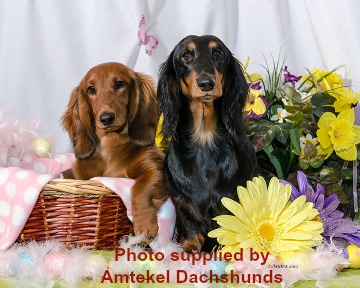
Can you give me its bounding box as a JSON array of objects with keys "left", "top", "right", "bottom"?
[
  {"left": 181, "top": 52, "right": 193, "bottom": 62},
  {"left": 213, "top": 49, "right": 224, "bottom": 59},
  {"left": 114, "top": 81, "right": 126, "bottom": 90},
  {"left": 87, "top": 86, "right": 96, "bottom": 95}
]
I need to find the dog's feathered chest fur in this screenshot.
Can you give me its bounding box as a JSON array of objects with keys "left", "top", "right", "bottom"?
[{"left": 166, "top": 97, "right": 242, "bottom": 214}]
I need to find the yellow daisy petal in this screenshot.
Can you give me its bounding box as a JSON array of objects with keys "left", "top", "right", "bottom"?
[
  {"left": 213, "top": 215, "right": 243, "bottom": 231},
  {"left": 217, "top": 232, "right": 239, "bottom": 245},
  {"left": 282, "top": 232, "right": 313, "bottom": 240},
  {"left": 221, "top": 198, "right": 251, "bottom": 226},
  {"left": 207, "top": 228, "right": 228, "bottom": 238},
  {"left": 277, "top": 195, "right": 307, "bottom": 224},
  {"left": 289, "top": 220, "right": 324, "bottom": 232}
]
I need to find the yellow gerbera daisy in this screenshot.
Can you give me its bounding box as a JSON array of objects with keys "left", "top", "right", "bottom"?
[
  {"left": 316, "top": 109, "right": 360, "bottom": 161},
  {"left": 208, "top": 176, "right": 323, "bottom": 262}
]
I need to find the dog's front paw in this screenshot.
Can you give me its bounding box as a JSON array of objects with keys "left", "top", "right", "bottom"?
[
  {"left": 132, "top": 215, "right": 159, "bottom": 245},
  {"left": 180, "top": 233, "right": 205, "bottom": 252}
]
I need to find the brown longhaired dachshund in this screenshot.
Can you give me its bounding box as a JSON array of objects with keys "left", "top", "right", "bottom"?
[
  {"left": 62, "top": 62, "right": 168, "bottom": 243},
  {"left": 158, "top": 35, "right": 257, "bottom": 252}
]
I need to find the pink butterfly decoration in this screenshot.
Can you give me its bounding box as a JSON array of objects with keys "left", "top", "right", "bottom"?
[{"left": 137, "top": 15, "right": 158, "bottom": 55}]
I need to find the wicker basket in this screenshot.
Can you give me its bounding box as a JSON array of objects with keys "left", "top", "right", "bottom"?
[{"left": 16, "top": 179, "right": 133, "bottom": 250}]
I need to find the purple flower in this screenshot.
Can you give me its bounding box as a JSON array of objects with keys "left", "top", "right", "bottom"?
[
  {"left": 248, "top": 82, "right": 262, "bottom": 90},
  {"left": 355, "top": 103, "right": 360, "bottom": 126},
  {"left": 283, "top": 66, "right": 302, "bottom": 88},
  {"left": 280, "top": 171, "right": 360, "bottom": 249}
]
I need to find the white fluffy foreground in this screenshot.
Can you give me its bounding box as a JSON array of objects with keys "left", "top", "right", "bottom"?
[{"left": 0, "top": 235, "right": 349, "bottom": 288}]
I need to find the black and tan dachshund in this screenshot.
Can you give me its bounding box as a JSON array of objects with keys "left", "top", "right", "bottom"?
[{"left": 158, "top": 35, "right": 257, "bottom": 252}]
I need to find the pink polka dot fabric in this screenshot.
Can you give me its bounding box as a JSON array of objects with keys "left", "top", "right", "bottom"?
[
  {"left": 0, "top": 143, "right": 75, "bottom": 251},
  {"left": 0, "top": 143, "right": 176, "bottom": 251},
  {"left": 0, "top": 167, "right": 53, "bottom": 250}
]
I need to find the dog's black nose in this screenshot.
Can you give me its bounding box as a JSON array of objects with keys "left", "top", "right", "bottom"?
[
  {"left": 197, "top": 78, "right": 215, "bottom": 91},
  {"left": 99, "top": 112, "right": 115, "bottom": 126}
]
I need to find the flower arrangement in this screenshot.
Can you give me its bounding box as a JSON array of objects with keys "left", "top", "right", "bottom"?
[
  {"left": 243, "top": 55, "right": 360, "bottom": 217},
  {"left": 209, "top": 173, "right": 360, "bottom": 274},
  {"left": 207, "top": 57, "right": 360, "bottom": 279}
]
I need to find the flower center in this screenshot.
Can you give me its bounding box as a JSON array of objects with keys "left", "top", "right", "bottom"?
[
  {"left": 248, "top": 93, "right": 256, "bottom": 104},
  {"left": 312, "top": 216, "right": 322, "bottom": 223},
  {"left": 259, "top": 223, "right": 275, "bottom": 241}
]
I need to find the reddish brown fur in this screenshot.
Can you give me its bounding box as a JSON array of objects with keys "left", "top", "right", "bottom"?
[
  {"left": 62, "top": 62, "right": 168, "bottom": 243},
  {"left": 180, "top": 233, "right": 205, "bottom": 252}
]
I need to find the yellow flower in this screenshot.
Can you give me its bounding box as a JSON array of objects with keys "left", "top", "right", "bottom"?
[
  {"left": 243, "top": 88, "right": 267, "bottom": 116},
  {"left": 155, "top": 114, "right": 170, "bottom": 151},
  {"left": 208, "top": 176, "right": 323, "bottom": 262},
  {"left": 331, "top": 84, "right": 360, "bottom": 113},
  {"left": 240, "top": 57, "right": 267, "bottom": 118},
  {"left": 316, "top": 109, "right": 360, "bottom": 161},
  {"left": 241, "top": 56, "right": 264, "bottom": 84},
  {"left": 302, "top": 68, "right": 343, "bottom": 94}
]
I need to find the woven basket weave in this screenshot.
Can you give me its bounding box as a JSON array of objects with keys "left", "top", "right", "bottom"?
[{"left": 16, "top": 179, "right": 133, "bottom": 250}]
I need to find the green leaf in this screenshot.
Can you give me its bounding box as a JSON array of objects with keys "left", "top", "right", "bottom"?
[
  {"left": 341, "top": 168, "right": 354, "bottom": 180},
  {"left": 274, "top": 123, "right": 291, "bottom": 145},
  {"left": 289, "top": 128, "right": 301, "bottom": 154},
  {"left": 319, "top": 167, "right": 342, "bottom": 185},
  {"left": 303, "top": 140, "right": 318, "bottom": 158},
  {"left": 299, "top": 159, "right": 310, "bottom": 170},
  {"left": 302, "top": 102, "right": 313, "bottom": 114},
  {"left": 248, "top": 119, "right": 275, "bottom": 152},
  {"left": 287, "top": 111, "right": 304, "bottom": 127},
  {"left": 310, "top": 159, "right": 324, "bottom": 169},
  {"left": 298, "top": 141, "right": 325, "bottom": 170},
  {"left": 282, "top": 86, "right": 303, "bottom": 107},
  {"left": 263, "top": 145, "right": 285, "bottom": 179},
  {"left": 326, "top": 184, "right": 348, "bottom": 204},
  {"left": 272, "top": 147, "right": 291, "bottom": 179},
  {"left": 311, "top": 92, "right": 336, "bottom": 117}
]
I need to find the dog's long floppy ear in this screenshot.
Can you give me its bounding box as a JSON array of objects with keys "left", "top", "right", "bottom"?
[
  {"left": 222, "top": 54, "right": 249, "bottom": 139},
  {"left": 61, "top": 87, "right": 97, "bottom": 159},
  {"left": 157, "top": 51, "right": 179, "bottom": 139},
  {"left": 128, "top": 73, "right": 159, "bottom": 146}
]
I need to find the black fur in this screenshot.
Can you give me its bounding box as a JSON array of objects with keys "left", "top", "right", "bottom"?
[{"left": 158, "top": 35, "right": 257, "bottom": 252}]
